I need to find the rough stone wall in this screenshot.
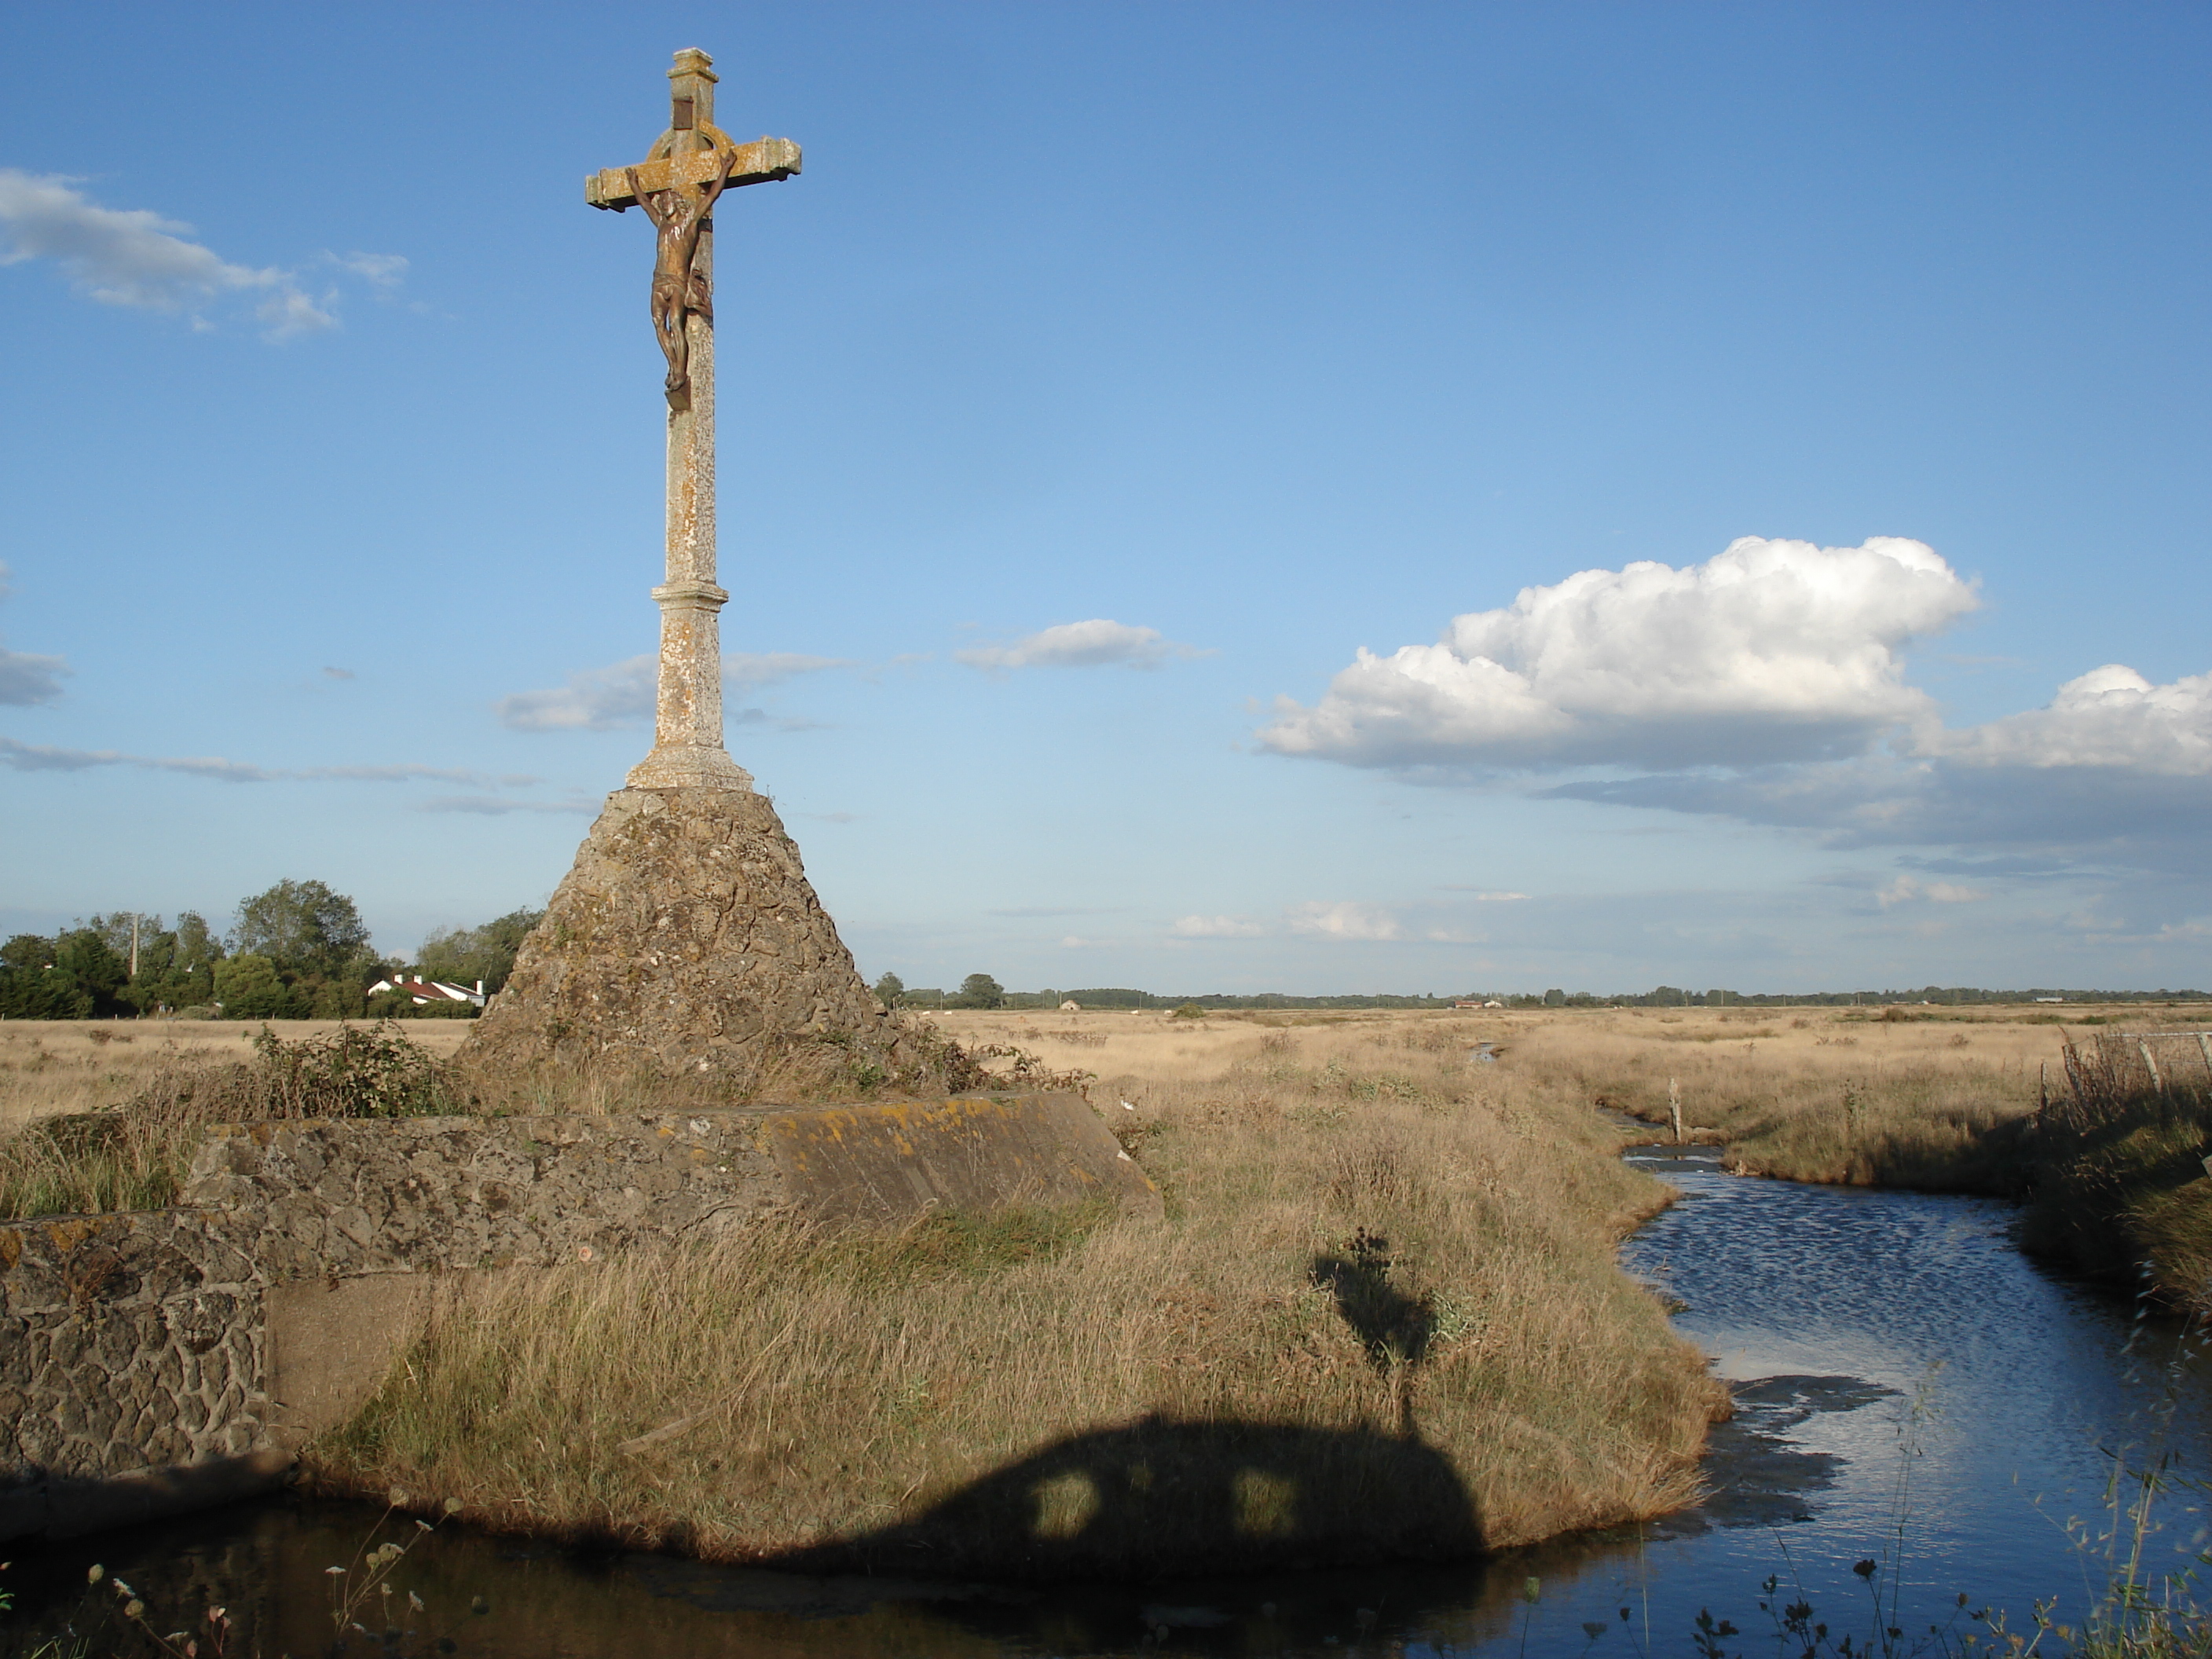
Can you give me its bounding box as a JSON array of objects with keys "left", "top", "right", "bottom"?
[
  {"left": 1, "top": 1210, "right": 268, "bottom": 1484},
  {"left": 463, "top": 787, "right": 914, "bottom": 1082},
  {"left": 181, "top": 1112, "right": 786, "bottom": 1279}
]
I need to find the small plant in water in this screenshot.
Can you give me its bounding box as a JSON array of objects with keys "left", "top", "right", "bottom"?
[
  {"left": 72, "top": 1561, "right": 233, "bottom": 1658},
  {"left": 318, "top": 1491, "right": 488, "bottom": 1654}
]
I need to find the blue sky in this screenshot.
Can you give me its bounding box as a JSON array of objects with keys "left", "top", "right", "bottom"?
[{"left": 2, "top": 2, "right": 2208, "bottom": 995}]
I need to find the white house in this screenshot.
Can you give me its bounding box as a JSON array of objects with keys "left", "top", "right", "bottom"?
[{"left": 368, "top": 974, "right": 487, "bottom": 1009}]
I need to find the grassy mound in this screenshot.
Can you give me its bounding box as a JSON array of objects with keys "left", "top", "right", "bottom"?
[{"left": 308, "top": 1018, "right": 1723, "bottom": 1575}]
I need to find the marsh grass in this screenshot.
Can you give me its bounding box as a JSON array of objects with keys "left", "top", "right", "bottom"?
[
  {"left": 1463, "top": 1008, "right": 2212, "bottom": 1314},
  {"left": 307, "top": 1016, "right": 1724, "bottom": 1574},
  {"left": 2019, "top": 1035, "right": 2212, "bottom": 1315}
]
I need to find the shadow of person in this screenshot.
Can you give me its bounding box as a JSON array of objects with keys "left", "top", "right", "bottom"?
[{"left": 765, "top": 1414, "right": 1483, "bottom": 1584}]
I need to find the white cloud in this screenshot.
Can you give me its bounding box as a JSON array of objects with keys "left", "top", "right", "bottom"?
[
  {"left": 0, "top": 170, "right": 405, "bottom": 339},
  {"left": 1262, "top": 537, "right": 1976, "bottom": 770},
  {"left": 1553, "top": 660, "right": 2212, "bottom": 872},
  {"left": 0, "top": 646, "right": 68, "bottom": 705},
  {"left": 496, "top": 652, "right": 846, "bottom": 732},
  {"left": 956, "top": 619, "right": 1204, "bottom": 672},
  {"left": 328, "top": 251, "right": 408, "bottom": 288},
  {"left": 253, "top": 286, "right": 336, "bottom": 341},
  {"left": 0, "top": 561, "right": 69, "bottom": 704},
  {"left": 0, "top": 736, "right": 499, "bottom": 786},
  {"left": 1437, "top": 888, "right": 1530, "bottom": 901},
  {"left": 1928, "top": 665, "right": 2212, "bottom": 775},
  {"left": 727, "top": 651, "right": 846, "bottom": 685},
  {"left": 1170, "top": 914, "right": 1267, "bottom": 938},
  {"left": 1287, "top": 901, "right": 1404, "bottom": 941},
  {"left": 416, "top": 795, "right": 595, "bottom": 816},
  {"left": 1876, "top": 875, "right": 1986, "bottom": 908}
]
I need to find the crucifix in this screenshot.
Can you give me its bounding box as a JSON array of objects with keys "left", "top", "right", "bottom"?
[{"left": 586, "top": 48, "right": 801, "bottom": 791}]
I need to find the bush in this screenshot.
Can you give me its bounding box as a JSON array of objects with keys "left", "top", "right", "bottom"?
[{"left": 0, "top": 1022, "right": 461, "bottom": 1219}]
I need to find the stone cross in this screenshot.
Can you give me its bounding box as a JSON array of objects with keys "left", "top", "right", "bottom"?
[{"left": 586, "top": 48, "right": 801, "bottom": 791}]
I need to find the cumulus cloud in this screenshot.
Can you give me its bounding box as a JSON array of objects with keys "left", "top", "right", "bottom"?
[
  {"left": 496, "top": 652, "right": 845, "bottom": 731},
  {"left": 1287, "top": 901, "right": 1405, "bottom": 941},
  {"left": 1170, "top": 914, "right": 1268, "bottom": 939},
  {"left": 956, "top": 619, "right": 1204, "bottom": 672},
  {"left": 1551, "top": 660, "right": 2212, "bottom": 868},
  {"left": 1262, "top": 533, "right": 2212, "bottom": 870},
  {"left": 1928, "top": 665, "right": 2212, "bottom": 775},
  {"left": 1262, "top": 537, "right": 1976, "bottom": 770},
  {"left": 0, "top": 170, "right": 402, "bottom": 340},
  {"left": 0, "top": 737, "right": 500, "bottom": 786}
]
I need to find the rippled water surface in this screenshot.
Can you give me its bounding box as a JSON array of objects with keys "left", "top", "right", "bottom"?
[{"left": 10, "top": 1149, "right": 2210, "bottom": 1655}]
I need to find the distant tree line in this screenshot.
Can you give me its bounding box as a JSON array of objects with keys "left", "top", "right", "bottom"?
[
  {"left": 0, "top": 881, "right": 544, "bottom": 1021},
  {"left": 865, "top": 976, "right": 2210, "bottom": 1013}
]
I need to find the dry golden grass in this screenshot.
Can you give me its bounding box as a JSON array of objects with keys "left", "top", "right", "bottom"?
[
  {"left": 309, "top": 1010, "right": 1723, "bottom": 1574},
  {"left": 0, "top": 1019, "right": 471, "bottom": 1133},
  {"left": 943, "top": 1002, "right": 2077, "bottom": 1190},
  {"left": 1463, "top": 1003, "right": 2063, "bottom": 1190}
]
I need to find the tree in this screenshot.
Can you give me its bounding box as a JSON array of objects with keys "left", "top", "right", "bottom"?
[
  {"left": 214, "top": 953, "right": 297, "bottom": 1019},
  {"left": 230, "top": 880, "right": 374, "bottom": 982},
  {"left": 873, "top": 972, "right": 905, "bottom": 1009},
  {"left": 0, "top": 934, "right": 89, "bottom": 1018},
  {"left": 416, "top": 907, "right": 544, "bottom": 994},
  {"left": 953, "top": 972, "right": 1005, "bottom": 1009},
  {"left": 53, "top": 928, "right": 128, "bottom": 1014}
]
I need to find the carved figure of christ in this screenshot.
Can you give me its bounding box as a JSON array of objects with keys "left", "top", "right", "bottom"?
[
  {"left": 631, "top": 147, "right": 736, "bottom": 405},
  {"left": 584, "top": 49, "right": 801, "bottom": 792}
]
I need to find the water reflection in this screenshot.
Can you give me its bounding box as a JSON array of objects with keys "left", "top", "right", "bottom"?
[{"left": 7, "top": 1148, "right": 2208, "bottom": 1656}]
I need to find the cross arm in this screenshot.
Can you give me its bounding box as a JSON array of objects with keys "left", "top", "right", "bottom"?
[{"left": 585, "top": 137, "right": 802, "bottom": 210}]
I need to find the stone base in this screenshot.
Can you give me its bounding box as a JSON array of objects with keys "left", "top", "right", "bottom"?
[
  {"left": 626, "top": 742, "right": 753, "bottom": 791},
  {"left": 463, "top": 786, "right": 917, "bottom": 1085}
]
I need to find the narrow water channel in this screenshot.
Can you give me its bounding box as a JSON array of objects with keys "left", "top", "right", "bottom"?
[{"left": 9, "top": 1148, "right": 2209, "bottom": 1657}]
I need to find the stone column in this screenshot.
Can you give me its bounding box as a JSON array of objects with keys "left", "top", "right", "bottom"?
[{"left": 628, "top": 49, "right": 751, "bottom": 793}]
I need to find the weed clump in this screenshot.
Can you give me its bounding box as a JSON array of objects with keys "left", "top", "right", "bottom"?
[{"left": 0, "top": 1021, "right": 458, "bottom": 1219}]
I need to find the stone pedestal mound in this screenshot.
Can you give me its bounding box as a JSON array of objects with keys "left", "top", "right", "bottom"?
[{"left": 463, "top": 787, "right": 917, "bottom": 1087}]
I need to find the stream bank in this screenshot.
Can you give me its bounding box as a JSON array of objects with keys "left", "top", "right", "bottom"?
[{"left": 12, "top": 1141, "right": 2208, "bottom": 1655}]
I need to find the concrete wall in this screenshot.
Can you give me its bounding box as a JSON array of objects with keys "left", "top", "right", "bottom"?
[{"left": 1, "top": 1094, "right": 1156, "bottom": 1544}]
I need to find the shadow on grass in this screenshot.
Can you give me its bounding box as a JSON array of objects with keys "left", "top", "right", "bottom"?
[
  {"left": 763, "top": 1414, "right": 1484, "bottom": 1582},
  {"left": 1308, "top": 1229, "right": 1434, "bottom": 1372}
]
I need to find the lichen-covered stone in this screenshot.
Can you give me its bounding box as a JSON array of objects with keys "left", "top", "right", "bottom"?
[
  {"left": 0, "top": 1211, "right": 267, "bottom": 1485},
  {"left": 462, "top": 787, "right": 921, "bottom": 1083},
  {"left": 181, "top": 1112, "right": 786, "bottom": 1280}
]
